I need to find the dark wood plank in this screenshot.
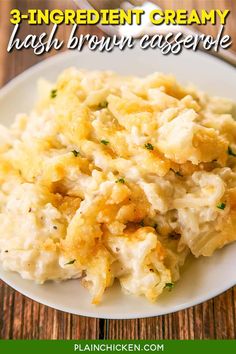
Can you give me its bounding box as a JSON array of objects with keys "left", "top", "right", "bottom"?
[{"left": 0, "top": 0, "right": 235, "bottom": 340}]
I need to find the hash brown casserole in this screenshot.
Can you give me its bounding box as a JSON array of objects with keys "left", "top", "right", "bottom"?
[{"left": 0, "top": 68, "right": 236, "bottom": 304}]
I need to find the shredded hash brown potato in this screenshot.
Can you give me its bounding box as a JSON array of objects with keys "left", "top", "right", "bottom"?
[{"left": 0, "top": 68, "right": 236, "bottom": 304}]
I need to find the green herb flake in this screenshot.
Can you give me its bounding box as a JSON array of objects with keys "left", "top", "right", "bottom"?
[
  {"left": 98, "top": 101, "right": 108, "bottom": 109},
  {"left": 170, "top": 168, "right": 183, "bottom": 177},
  {"left": 101, "top": 139, "right": 109, "bottom": 146},
  {"left": 165, "top": 283, "right": 174, "bottom": 291},
  {"left": 217, "top": 202, "right": 226, "bottom": 210},
  {"left": 115, "top": 178, "right": 125, "bottom": 184},
  {"left": 176, "top": 172, "right": 183, "bottom": 177},
  {"left": 139, "top": 220, "right": 145, "bottom": 227},
  {"left": 72, "top": 150, "right": 80, "bottom": 157},
  {"left": 65, "top": 259, "right": 76, "bottom": 266},
  {"left": 228, "top": 146, "right": 236, "bottom": 157},
  {"left": 144, "top": 143, "right": 154, "bottom": 151},
  {"left": 50, "top": 89, "right": 57, "bottom": 99}
]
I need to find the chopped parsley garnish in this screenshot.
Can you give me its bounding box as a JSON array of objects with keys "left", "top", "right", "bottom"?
[
  {"left": 139, "top": 220, "right": 145, "bottom": 227},
  {"left": 65, "top": 259, "right": 76, "bottom": 266},
  {"left": 72, "top": 150, "right": 80, "bottom": 157},
  {"left": 165, "top": 283, "right": 174, "bottom": 291},
  {"left": 170, "top": 168, "right": 183, "bottom": 177},
  {"left": 217, "top": 202, "right": 226, "bottom": 210},
  {"left": 50, "top": 89, "right": 57, "bottom": 99},
  {"left": 98, "top": 101, "right": 108, "bottom": 109},
  {"left": 176, "top": 171, "right": 183, "bottom": 177},
  {"left": 101, "top": 139, "right": 109, "bottom": 145},
  {"left": 228, "top": 146, "right": 236, "bottom": 157},
  {"left": 115, "top": 178, "right": 125, "bottom": 184},
  {"left": 144, "top": 143, "right": 154, "bottom": 151}
]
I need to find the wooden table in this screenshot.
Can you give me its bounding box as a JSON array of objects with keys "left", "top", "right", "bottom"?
[{"left": 0, "top": 0, "right": 236, "bottom": 340}]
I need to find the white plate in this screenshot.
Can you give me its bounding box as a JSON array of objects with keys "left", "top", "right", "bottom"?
[{"left": 0, "top": 48, "right": 236, "bottom": 319}]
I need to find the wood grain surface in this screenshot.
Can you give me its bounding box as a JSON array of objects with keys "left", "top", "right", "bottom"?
[{"left": 0, "top": 0, "right": 236, "bottom": 340}]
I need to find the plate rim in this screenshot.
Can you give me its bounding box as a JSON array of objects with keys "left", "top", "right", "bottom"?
[{"left": 0, "top": 268, "right": 235, "bottom": 319}]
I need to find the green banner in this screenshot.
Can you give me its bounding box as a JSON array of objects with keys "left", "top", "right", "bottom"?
[{"left": 0, "top": 340, "right": 236, "bottom": 354}]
